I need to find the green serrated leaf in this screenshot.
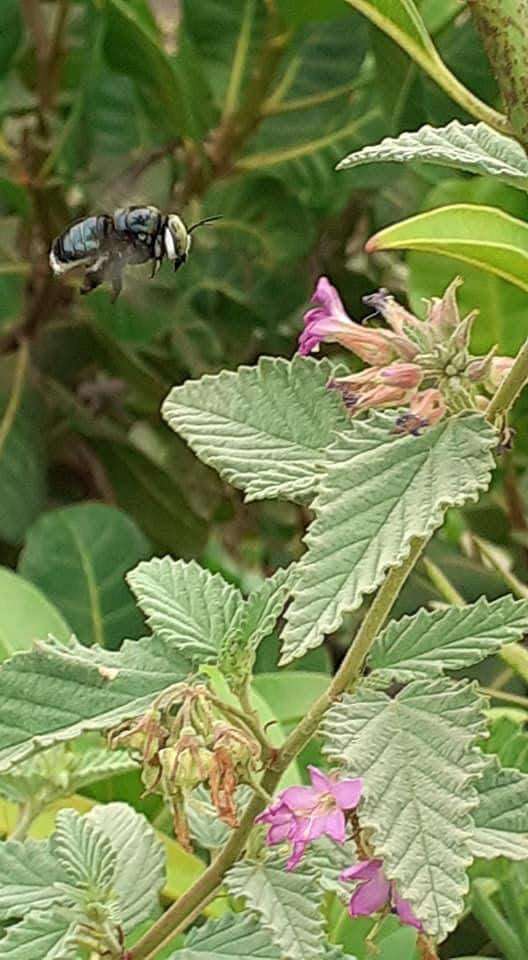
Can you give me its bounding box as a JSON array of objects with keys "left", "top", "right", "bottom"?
[
  {"left": 177, "top": 912, "right": 281, "bottom": 960},
  {"left": 0, "top": 909, "right": 76, "bottom": 960},
  {"left": 127, "top": 557, "right": 243, "bottom": 664},
  {"left": 52, "top": 808, "right": 116, "bottom": 890},
  {"left": 471, "top": 758, "right": 528, "bottom": 861},
  {"left": 226, "top": 854, "right": 325, "bottom": 960},
  {"left": 0, "top": 744, "right": 136, "bottom": 806},
  {"left": 88, "top": 802, "right": 165, "bottom": 930},
  {"left": 0, "top": 840, "right": 67, "bottom": 921},
  {"left": 368, "top": 595, "right": 528, "bottom": 683},
  {"left": 322, "top": 678, "right": 488, "bottom": 940},
  {"left": 219, "top": 566, "right": 294, "bottom": 683},
  {"left": 18, "top": 503, "right": 151, "bottom": 649},
  {"left": 338, "top": 121, "right": 528, "bottom": 190},
  {"left": 0, "top": 635, "right": 190, "bottom": 772},
  {"left": 303, "top": 837, "right": 357, "bottom": 897},
  {"left": 162, "top": 356, "right": 349, "bottom": 505},
  {"left": 281, "top": 412, "right": 497, "bottom": 664}
]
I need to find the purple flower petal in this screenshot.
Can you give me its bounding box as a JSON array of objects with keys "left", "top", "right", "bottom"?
[
  {"left": 308, "top": 765, "right": 333, "bottom": 795},
  {"left": 267, "top": 821, "right": 295, "bottom": 844},
  {"left": 330, "top": 777, "right": 363, "bottom": 810},
  {"left": 348, "top": 870, "right": 391, "bottom": 917},
  {"left": 312, "top": 277, "right": 346, "bottom": 316},
  {"left": 319, "top": 808, "right": 346, "bottom": 843},
  {"left": 280, "top": 785, "right": 319, "bottom": 813},
  {"left": 393, "top": 893, "right": 423, "bottom": 931},
  {"left": 341, "top": 859, "right": 384, "bottom": 883},
  {"left": 286, "top": 841, "right": 306, "bottom": 871}
]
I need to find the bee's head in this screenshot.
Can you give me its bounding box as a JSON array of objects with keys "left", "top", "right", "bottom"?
[{"left": 164, "top": 214, "right": 221, "bottom": 271}]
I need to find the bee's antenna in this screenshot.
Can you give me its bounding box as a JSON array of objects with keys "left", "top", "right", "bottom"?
[{"left": 188, "top": 215, "right": 222, "bottom": 233}]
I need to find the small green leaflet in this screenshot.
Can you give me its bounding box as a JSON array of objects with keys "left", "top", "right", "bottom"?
[
  {"left": 338, "top": 121, "right": 528, "bottom": 191},
  {"left": 226, "top": 854, "right": 325, "bottom": 960},
  {"left": 0, "top": 634, "right": 190, "bottom": 772},
  {"left": 219, "top": 565, "right": 295, "bottom": 684},
  {"left": 471, "top": 758, "right": 528, "bottom": 860},
  {"left": 51, "top": 808, "right": 116, "bottom": 890},
  {"left": 281, "top": 412, "right": 497, "bottom": 664},
  {"left": 127, "top": 556, "right": 243, "bottom": 664},
  {"left": 322, "top": 678, "right": 488, "bottom": 941},
  {"left": 368, "top": 595, "right": 528, "bottom": 682},
  {"left": 162, "top": 356, "right": 349, "bottom": 504}
]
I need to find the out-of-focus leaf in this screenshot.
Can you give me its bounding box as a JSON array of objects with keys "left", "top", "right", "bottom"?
[
  {"left": 127, "top": 556, "right": 243, "bottom": 664},
  {"left": 0, "top": 353, "right": 46, "bottom": 545},
  {"left": 367, "top": 203, "right": 528, "bottom": 294},
  {"left": 407, "top": 177, "right": 528, "bottom": 356},
  {"left": 338, "top": 121, "right": 528, "bottom": 190},
  {"left": 276, "top": 0, "right": 347, "bottom": 22},
  {"left": 91, "top": 438, "right": 208, "bottom": 559},
  {"left": 0, "top": 568, "right": 71, "bottom": 660},
  {"left": 0, "top": 0, "right": 22, "bottom": 76},
  {"left": 0, "top": 634, "right": 190, "bottom": 772},
  {"left": 281, "top": 412, "right": 497, "bottom": 664},
  {"left": 253, "top": 672, "right": 329, "bottom": 726},
  {"left": 18, "top": 504, "right": 151, "bottom": 649},
  {"left": 163, "top": 356, "right": 349, "bottom": 505},
  {"left": 322, "top": 679, "right": 488, "bottom": 940},
  {"left": 104, "top": 0, "right": 212, "bottom": 139}
]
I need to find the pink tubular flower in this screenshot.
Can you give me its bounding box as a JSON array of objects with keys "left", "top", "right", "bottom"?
[
  {"left": 379, "top": 363, "right": 423, "bottom": 390},
  {"left": 255, "top": 765, "right": 363, "bottom": 870},
  {"left": 341, "top": 859, "right": 422, "bottom": 931},
  {"left": 299, "top": 277, "right": 398, "bottom": 365}
]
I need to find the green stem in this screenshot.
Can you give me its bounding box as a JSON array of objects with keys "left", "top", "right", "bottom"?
[
  {"left": 422, "top": 556, "right": 464, "bottom": 606},
  {"left": 8, "top": 802, "right": 35, "bottom": 842},
  {"left": 473, "top": 535, "right": 528, "bottom": 601},
  {"left": 471, "top": 882, "right": 524, "bottom": 960},
  {"left": 222, "top": 0, "right": 255, "bottom": 119},
  {"left": 130, "top": 541, "right": 425, "bottom": 960},
  {"left": 481, "top": 686, "right": 528, "bottom": 710}
]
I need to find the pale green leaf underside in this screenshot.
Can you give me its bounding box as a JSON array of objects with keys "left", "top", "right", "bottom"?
[
  {"left": 52, "top": 808, "right": 116, "bottom": 890},
  {"left": 281, "top": 412, "right": 496, "bottom": 664},
  {"left": 0, "top": 745, "right": 137, "bottom": 805},
  {"left": 88, "top": 802, "right": 165, "bottom": 930},
  {"left": 0, "top": 841, "right": 67, "bottom": 921},
  {"left": 471, "top": 759, "right": 528, "bottom": 860},
  {"left": 0, "top": 635, "right": 190, "bottom": 772},
  {"left": 219, "top": 565, "right": 295, "bottom": 675},
  {"left": 369, "top": 595, "right": 528, "bottom": 682},
  {"left": 162, "top": 356, "right": 349, "bottom": 504},
  {"left": 177, "top": 912, "right": 281, "bottom": 960},
  {"left": 127, "top": 556, "right": 243, "bottom": 664},
  {"left": 322, "top": 678, "right": 488, "bottom": 940},
  {"left": 226, "top": 855, "right": 325, "bottom": 960},
  {"left": 0, "top": 910, "right": 76, "bottom": 960},
  {"left": 338, "top": 121, "right": 528, "bottom": 191}
]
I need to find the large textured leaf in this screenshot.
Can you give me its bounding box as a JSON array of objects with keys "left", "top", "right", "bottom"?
[
  {"left": 281, "top": 412, "right": 497, "bottom": 663},
  {"left": 51, "top": 807, "right": 116, "bottom": 890},
  {"left": 0, "top": 841, "right": 67, "bottom": 921},
  {"left": 322, "top": 678, "right": 488, "bottom": 940},
  {"left": 162, "top": 356, "right": 349, "bottom": 504},
  {"left": 0, "top": 568, "right": 71, "bottom": 660},
  {"left": 226, "top": 855, "right": 325, "bottom": 960},
  {"left": 88, "top": 802, "right": 165, "bottom": 929},
  {"left": 0, "top": 635, "right": 190, "bottom": 771},
  {"left": 0, "top": 744, "right": 137, "bottom": 805},
  {"left": 366, "top": 204, "right": 528, "bottom": 294},
  {"left": 0, "top": 910, "right": 76, "bottom": 960},
  {"left": 18, "top": 503, "right": 151, "bottom": 649},
  {"left": 338, "top": 121, "right": 528, "bottom": 190},
  {"left": 471, "top": 759, "right": 528, "bottom": 860},
  {"left": 368, "top": 596, "right": 528, "bottom": 683},
  {"left": 177, "top": 913, "right": 281, "bottom": 960},
  {"left": 127, "top": 556, "right": 243, "bottom": 664}
]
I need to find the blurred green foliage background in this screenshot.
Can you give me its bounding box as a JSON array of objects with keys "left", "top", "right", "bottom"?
[{"left": 2, "top": 2, "right": 528, "bottom": 956}]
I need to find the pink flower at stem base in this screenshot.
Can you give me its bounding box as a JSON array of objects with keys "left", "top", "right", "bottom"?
[
  {"left": 255, "top": 765, "right": 363, "bottom": 870},
  {"left": 341, "top": 859, "right": 422, "bottom": 931}
]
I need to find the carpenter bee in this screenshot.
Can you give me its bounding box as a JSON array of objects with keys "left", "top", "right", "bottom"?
[{"left": 49, "top": 205, "right": 220, "bottom": 301}]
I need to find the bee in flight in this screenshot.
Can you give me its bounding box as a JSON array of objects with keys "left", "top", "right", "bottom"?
[{"left": 49, "top": 205, "right": 220, "bottom": 301}]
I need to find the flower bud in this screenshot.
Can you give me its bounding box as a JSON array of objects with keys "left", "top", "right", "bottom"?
[
  {"left": 427, "top": 277, "right": 463, "bottom": 337},
  {"left": 466, "top": 347, "right": 497, "bottom": 383},
  {"left": 489, "top": 356, "right": 514, "bottom": 388},
  {"left": 379, "top": 362, "right": 423, "bottom": 390}
]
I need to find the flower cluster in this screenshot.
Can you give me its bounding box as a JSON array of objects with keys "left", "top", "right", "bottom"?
[
  {"left": 109, "top": 683, "right": 260, "bottom": 850},
  {"left": 256, "top": 766, "right": 421, "bottom": 930},
  {"left": 299, "top": 276, "right": 513, "bottom": 433}
]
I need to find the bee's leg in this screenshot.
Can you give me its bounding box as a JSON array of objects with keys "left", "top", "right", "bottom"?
[{"left": 80, "top": 254, "right": 109, "bottom": 296}]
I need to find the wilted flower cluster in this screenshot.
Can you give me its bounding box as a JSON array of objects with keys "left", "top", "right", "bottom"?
[
  {"left": 109, "top": 683, "right": 260, "bottom": 850},
  {"left": 256, "top": 766, "right": 421, "bottom": 930},
  {"left": 299, "top": 276, "right": 514, "bottom": 433}
]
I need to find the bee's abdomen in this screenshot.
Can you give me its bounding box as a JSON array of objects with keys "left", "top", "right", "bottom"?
[{"left": 51, "top": 215, "right": 113, "bottom": 268}]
